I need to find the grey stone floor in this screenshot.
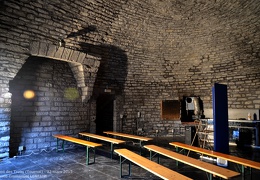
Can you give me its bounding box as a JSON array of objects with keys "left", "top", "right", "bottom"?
[{"left": 1, "top": 137, "right": 260, "bottom": 180}]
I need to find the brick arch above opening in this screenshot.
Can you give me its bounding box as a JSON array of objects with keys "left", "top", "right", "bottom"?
[
  {"left": 29, "top": 41, "right": 101, "bottom": 65},
  {"left": 29, "top": 41, "right": 101, "bottom": 102}
]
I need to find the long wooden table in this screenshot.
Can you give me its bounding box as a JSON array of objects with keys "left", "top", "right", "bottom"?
[
  {"left": 114, "top": 148, "right": 192, "bottom": 180},
  {"left": 103, "top": 131, "right": 152, "bottom": 154},
  {"left": 170, "top": 142, "right": 260, "bottom": 177},
  {"left": 53, "top": 134, "right": 102, "bottom": 165},
  {"left": 144, "top": 145, "right": 240, "bottom": 180},
  {"left": 79, "top": 132, "right": 125, "bottom": 158}
]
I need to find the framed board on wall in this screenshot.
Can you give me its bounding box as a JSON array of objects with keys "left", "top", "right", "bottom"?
[{"left": 161, "top": 100, "right": 180, "bottom": 120}]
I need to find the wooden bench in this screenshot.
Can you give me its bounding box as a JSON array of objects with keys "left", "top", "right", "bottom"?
[
  {"left": 103, "top": 131, "right": 152, "bottom": 154},
  {"left": 170, "top": 142, "right": 260, "bottom": 177},
  {"left": 144, "top": 145, "right": 240, "bottom": 180},
  {"left": 53, "top": 134, "right": 102, "bottom": 165},
  {"left": 79, "top": 132, "right": 126, "bottom": 159},
  {"left": 114, "top": 148, "right": 192, "bottom": 180}
]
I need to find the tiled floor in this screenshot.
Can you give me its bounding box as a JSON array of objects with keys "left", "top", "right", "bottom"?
[{"left": 1, "top": 137, "right": 260, "bottom": 180}]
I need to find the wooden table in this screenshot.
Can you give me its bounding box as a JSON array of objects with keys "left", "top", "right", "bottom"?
[
  {"left": 170, "top": 141, "right": 260, "bottom": 178},
  {"left": 53, "top": 134, "right": 102, "bottom": 165},
  {"left": 103, "top": 131, "right": 152, "bottom": 154},
  {"left": 79, "top": 132, "right": 125, "bottom": 158},
  {"left": 144, "top": 145, "right": 240, "bottom": 180},
  {"left": 115, "top": 148, "right": 192, "bottom": 180}
]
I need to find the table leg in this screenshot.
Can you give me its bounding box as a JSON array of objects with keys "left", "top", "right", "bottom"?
[
  {"left": 129, "top": 161, "right": 131, "bottom": 176},
  {"left": 139, "top": 141, "right": 143, "bottom": 155},
  {"left": 56, "top": 139, "right": 59, "bottom": 152},
  {"left": 250, "top": 167, "right": 252, "bottom": 179},
  {"left": 209, "top": 173, "right": 212, "bottom": 180},
  {"left": 149, "top": 151, "right": 152, "bottom": 160},
  {"left": 119, "top": 156, "right": 130, "bottom": 177},
  {"left": 158, "top": 154, "right": 160, "bottom": 164},
  {"left": 110, "top": 143, "right": 114, "bottom": 159},
  {"left": 86, "top": 147, "right": 89, "bottom": 165},
  {"left": 62, "top": 140, "right": 64, "bottom": 152},
  {"left": 93, "top": 148, "right": 96, "bottom": 164},
  {"left": 120, "top": 156, "right": 122, "bottom": 177}
]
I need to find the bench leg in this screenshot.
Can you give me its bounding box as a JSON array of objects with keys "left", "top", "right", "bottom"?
[
  {"left": 56, "top": 139, "right": 65, "bottom": 152},
  {"left": 120, "top": 156, "right": 122, "bottom": 177},
  {"left": 173, "top": 148, "right": 180, "bottom": 167},
  {"left": 241, "top": 165, "right": 246, "bottom": 179},
  {"left": 139, "top": 141, "right": 143, "bottom": 155},
  {"left": 93, "top": 148, "right": 96, "bottom": 164},
  {"left": 129, "top": 161, "right": 131, "bottom": 176},
  {"left": 86, "top": 147, "right": 96, "bottom": 165},
  {"left": 209, "top": 173, "right": 212, "bottom": 180},
  {"left": 239, "top": 165, "right": 253, "bottom": 180},
  {"left": 176, "top": 147, "right": 179, "bottom": 152},
  {"left": 241, "top": 165, "right": 252, "bottom": 179},
  {"left": 175, "top": 146, "right": 186, "bottom": 155},
  {"left": 234, "top": 164, "right": 243, "bottom": 174},
  {"left": 204, "top": 173, "right": 214, "bottom": 180},
  {"left": 86, "top": 147, "right": 89, "bottom": 165},
  {"left": 149, "top": 151, "right": 160, "bottom": 164},
  {"left": 56, "top": 139, "right": 59, "bottom": 152},
  {"left": 119, "top": 156, "right": 131, "bottom": 178},
  {"left": 62, "top": 140, "right": 65, "bottom": 152},
  {"left": 250, "top": 167, "right": 252, "bottom": 180},
  {"left": 110, "top": 143, "right": 114, "bottom": 159},
  {"left": 158, "top": 154, "right": 160, "bottom": 164},
  {"left": 176, "top": 146, "right": 185, "bottom": 154}
]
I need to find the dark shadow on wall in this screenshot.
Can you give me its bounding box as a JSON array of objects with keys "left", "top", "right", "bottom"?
[
  {"left": 9, "top": 57, "right": 87, "bottom": 157},
  {"left": 67, "top": 26, "right": 128, "bottom": 135},
  {"left": 81, "top": 42, "right": 128, "bottom": 97},
  {"left": 9, "top": 58, "right": 43, "bottom": 157},
  {"left": 67, "top": 25, "right": 97, "bottom": 39},
  {"left": 67, "top": 26, "right": 128, "bottom": 97}
]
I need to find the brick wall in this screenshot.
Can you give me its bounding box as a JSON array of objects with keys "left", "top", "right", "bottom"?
[
  {"left": 110, "top": 0, "right": 260, "bottom": 134},
  {"left": 8, "top": 57, "right": 88, "bottom": 157},
  {"left": 0, "top": 0, "right": 260, "bottom": 158}
]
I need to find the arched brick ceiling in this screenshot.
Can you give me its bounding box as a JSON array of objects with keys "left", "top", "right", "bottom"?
[
  {"left": 0, "top": 0, "right": 259, "bottom": 108},
  {"left": 100, "top": 0, "right": 259, "bottom": 108},
  {"left": 111, "top": 0, "right": 259, "bottom": 64},
  {"left": 108, "top": 0, "right": 260, "bottom": 79}
]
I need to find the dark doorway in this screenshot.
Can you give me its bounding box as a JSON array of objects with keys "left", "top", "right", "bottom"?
[{"left": 96, "top": 94, "right": 114, "bottom": 135}]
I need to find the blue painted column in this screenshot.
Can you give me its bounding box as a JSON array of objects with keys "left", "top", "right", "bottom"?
[{"left": 212, "top": 83, "right": 229, "bottom": 154}]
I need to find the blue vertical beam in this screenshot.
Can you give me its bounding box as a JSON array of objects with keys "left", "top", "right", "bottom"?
[{"left": 212, "top": 83, "right": 229, "bottom": 154}]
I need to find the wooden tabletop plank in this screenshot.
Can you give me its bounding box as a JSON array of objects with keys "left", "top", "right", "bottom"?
[
  {"left": 53, "top": 134, "right": 102, "bottom": 148},
  {"left": 144, "top": 145, "right": 240, "bottom": 179},
  {"left": 103, "top": 131, "right": 152, "bottom": 141},
  {"left": 79, "top": 132, "right": 125, "bottom": 144},
  {"left": 115, "top": 148, "right": 192, "bottom": 180},
  {"left": 170, "top": 142, "right": 260, "bottom": 170}
]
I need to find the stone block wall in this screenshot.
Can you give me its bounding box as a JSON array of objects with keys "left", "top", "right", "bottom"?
[
  {"left": 111, "top": 0, "right": 260, "bottom": 135},
  {"left": 0, "top": 0, "right": 260, "bottom": 158},
  {"left": 0, "top": 48, "right": 27, "bottom": 158},
  {"left": 9, "top": 57, "right": 88, "bottom": 157}
]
